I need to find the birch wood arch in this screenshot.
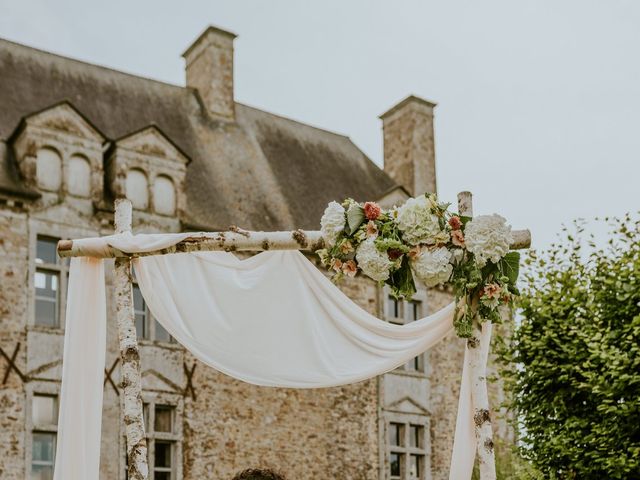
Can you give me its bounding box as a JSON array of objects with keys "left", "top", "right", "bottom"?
[{"left": 57, "top": 192, "right": 531, "bottom": 480}]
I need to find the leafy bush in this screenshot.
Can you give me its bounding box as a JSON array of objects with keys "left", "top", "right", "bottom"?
[{"left": 499, "top": 216, "right": 640, "bottom": 479}]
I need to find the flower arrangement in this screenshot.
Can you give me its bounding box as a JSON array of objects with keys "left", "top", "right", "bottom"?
[{"left": 316, "top": 194, "right": 520, "bottom": 337}]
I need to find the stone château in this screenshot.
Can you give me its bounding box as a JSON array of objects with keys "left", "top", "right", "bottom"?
[{"left": 0, "top": 26, "right": 510, "bottom": 480}]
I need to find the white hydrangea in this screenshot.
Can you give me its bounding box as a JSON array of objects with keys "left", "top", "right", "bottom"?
[
  {"left": 395, "top": 196, "right": 449, "bottom": 245},
  {"left": 411, "top": 247, "right": 453, "bottom": 287},
  {"left": 355, "top": 238, "right": 393, "bottom": 282},
  {"left": 320, "top": 201, "right": 346, "bottom": 246},
  {"left": 464, "top": 214, "right": 513, "bottom": 266}
]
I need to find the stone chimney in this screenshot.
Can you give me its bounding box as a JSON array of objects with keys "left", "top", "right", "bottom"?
[
  {"left": 183, "top": 26, "right": 237, "bottom": 121},
  {"left": 380, "top": 95, "right": 437, "bottom": 196}
]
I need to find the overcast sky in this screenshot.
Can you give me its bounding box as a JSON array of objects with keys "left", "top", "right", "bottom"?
[{"left": 1, "top": 0, "right": 638, "bottom": 249}]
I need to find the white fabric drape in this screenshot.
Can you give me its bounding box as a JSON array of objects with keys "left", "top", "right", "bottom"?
[{"left": 55, "top": 233, "right": 477, "bottom": 480}]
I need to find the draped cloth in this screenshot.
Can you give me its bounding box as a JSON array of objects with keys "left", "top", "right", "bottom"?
[{"left": 54, "top": 233, "right": 478, "bottom": 480}]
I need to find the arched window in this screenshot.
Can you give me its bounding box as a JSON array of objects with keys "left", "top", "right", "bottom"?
[
  {"left": 67, "top": 154, "right": 91, "bottom": 197},
  {"left": 36, "top": 147, "right": 62, "bottom": 191},
  {"left": 153, "top": 175, "right": 176, "bottom": 215},
  {"left": 125, "top": 169, "right": 149, "bottom": 210}
]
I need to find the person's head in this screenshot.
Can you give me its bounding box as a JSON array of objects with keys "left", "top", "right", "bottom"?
[{"left": 231, "top": 468, "right": 285, "bottom": 480}]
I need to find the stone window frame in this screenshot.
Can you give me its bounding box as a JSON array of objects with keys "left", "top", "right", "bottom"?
[
  {"left": 121, "top": 394, "right": 183, "bottom": 480},
  {"left": 384, "top": 413, "right": 431, "bottom": 480},
  {"left": 383, "top": 286, "right": 429, "bottom": 375},
  {"left": 25, "top": 382, "right": 60, "bottom": 480},
  {"left": 16, "top": 138, "right": 102, "bottom": 200},
  {"left": 31, "top": 234, "right": 69, "bottom": 330},
  {"left": 28, "top": 223, "right": 100, "bottom": 333}
]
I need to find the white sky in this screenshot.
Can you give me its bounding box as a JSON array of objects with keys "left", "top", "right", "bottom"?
[{"left": 1, "top": 0, "right": 638, "bottom": 249}]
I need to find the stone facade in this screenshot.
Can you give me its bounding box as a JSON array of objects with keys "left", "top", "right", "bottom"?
[{"left": 0, "top": 25, "right": 510, "bottom": 480}]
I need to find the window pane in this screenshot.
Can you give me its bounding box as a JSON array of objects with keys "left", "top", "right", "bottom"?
[
  {"left": 143, "top": 403, "right": 150, "bottom": 432},
  {"left": 154, "top": 473, "right": 171, "bottom": 480},
  {"left": 35, "top": 299, "right": 57, "bottom": 327},
  {"left": 133, "top": 285, "right": 148, "bottom": 339},
  {"left": 32, "top": 433, "right": 55, "bottom": 462},
  {"left": 155, "top": 320, "right": 172, "bottom": 343},
  {"left": 409, "top": 425, "right": 422, "bottom": 448},
  {"left": 33, "top": 395, "right": 57, "bottom": 425},
  {"left": 410, "top": 454, "right": 423, "bottom": 478},
  {"left": 390, "top": 452, "right": 402, "bottom": 477},
  {"left": 135, "top": 314, "right": 146, "bottom": 340},
  {"left": 154, "top": 405, "right": 173, "bottom": 433},
  {"left": 133, "top": 285, "right": 144, "bottom": 312},
  {"left": 154, "top": 441, "right": 172, "bottom": 468},
  {"left": 31, "top": 464, "right": 54, "bottom": 480},
  {"left": 36, "top": 237, "right": 58, "bottom": 265},
  {"left": 406, "top": 355, "right": 422, "bottom": 372},
  {"left": 405, "top": 300, "right": 421, "bottom": 322},
  {"left": 35, "top": 270, "right": 59, "bottom": 327},
  {"left": 389, "top": 422, "right": 402, "bottom": 446},
  {"left": 36, "top": 271, "right": 58, "bottom": 297},
  {"left": 387, "top": 295, "right": 400, "bottom": 319}
]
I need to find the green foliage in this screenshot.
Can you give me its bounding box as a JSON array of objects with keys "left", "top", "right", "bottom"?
[{"left": 499, "top": 215, "right": 640, "bottom": 479}]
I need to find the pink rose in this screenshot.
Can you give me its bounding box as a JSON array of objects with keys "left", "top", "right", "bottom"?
[
  {"left": 364, "top": 202, "right": 382, "bottom": 221},
  {"left": 342, "top": 260, "right": 358, "bottom": 277},
  {"left": 448, "top": 216, "right": 462, "bottom": 230},
  {"left": 330, "top": 258, "right": 343, "bottom": 272},
  {"left": 451, "top": 230, "right": 465, "bottom": 247}
]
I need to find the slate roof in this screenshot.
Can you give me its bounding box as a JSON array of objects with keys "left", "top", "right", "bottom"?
[{"left": 0, "top": 37, "right": 396, "bottom": 230}]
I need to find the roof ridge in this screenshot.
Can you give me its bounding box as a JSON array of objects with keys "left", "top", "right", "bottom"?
[{"left": 0, "top": 36, "right": 187, "bottom": 91}]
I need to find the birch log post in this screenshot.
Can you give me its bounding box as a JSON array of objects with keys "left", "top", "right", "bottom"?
[
  {"left": 114, "top": 198, "right": 149, "bottom": 480},
  {"left": 458, "top": 191, "right": 497, "bottom": 480}
]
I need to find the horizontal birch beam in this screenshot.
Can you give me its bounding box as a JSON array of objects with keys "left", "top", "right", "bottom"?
[{"left": 57, "top": 228, "right": 531, "bottom": 259}]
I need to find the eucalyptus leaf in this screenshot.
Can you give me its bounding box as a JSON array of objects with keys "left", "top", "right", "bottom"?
[{"left": 346, "top": 204, "right": 365, "bottom": 235}]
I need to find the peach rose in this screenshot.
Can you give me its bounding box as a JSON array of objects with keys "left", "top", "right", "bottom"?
[
  {"left": 483, "top": 283, "right": 502, "bottom": 299},
  {"left": 330, "top": 258, "right": 343, "bottom": 272},
  {"left": 366, "top": 220, "right": 378, "bottom": 238},
  {"left": 342, "top": 260, "right": 358, "bottom": 277},
  {"left": 408, "top": 245, "right": 422, "bottom": 260},
  {"left": 451, "top": 229, "right": 465, "bottom": 247},
  {"left": 340, "top": 241, "right": 354, "bottom": 254}
]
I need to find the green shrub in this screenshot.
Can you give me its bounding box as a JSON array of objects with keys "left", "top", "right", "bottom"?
[{"left": 499, "top": 216, "right": 640, "bottom": 479}]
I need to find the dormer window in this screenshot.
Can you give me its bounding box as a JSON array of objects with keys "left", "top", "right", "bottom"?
[
  {"left": 10, "top": 101, "right": 105, "bottom": 199},
  {"left": 107, "top": 125, "right": 188, "bottom": 216},
  {"left": 126, "top": 169, "right": 150, "bottom": 210},
  {"left": 36, "top": 147, "right": 62, "bottom": 191}
]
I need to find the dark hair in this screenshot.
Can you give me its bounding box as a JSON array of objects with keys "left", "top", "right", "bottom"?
[{"left": 231, "top": 468, "right": 286, "bottom": 480}]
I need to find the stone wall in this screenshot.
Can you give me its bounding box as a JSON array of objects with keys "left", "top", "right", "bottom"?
[{"left": 0, "top": 206, "right": 29, "bottom": 479}]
